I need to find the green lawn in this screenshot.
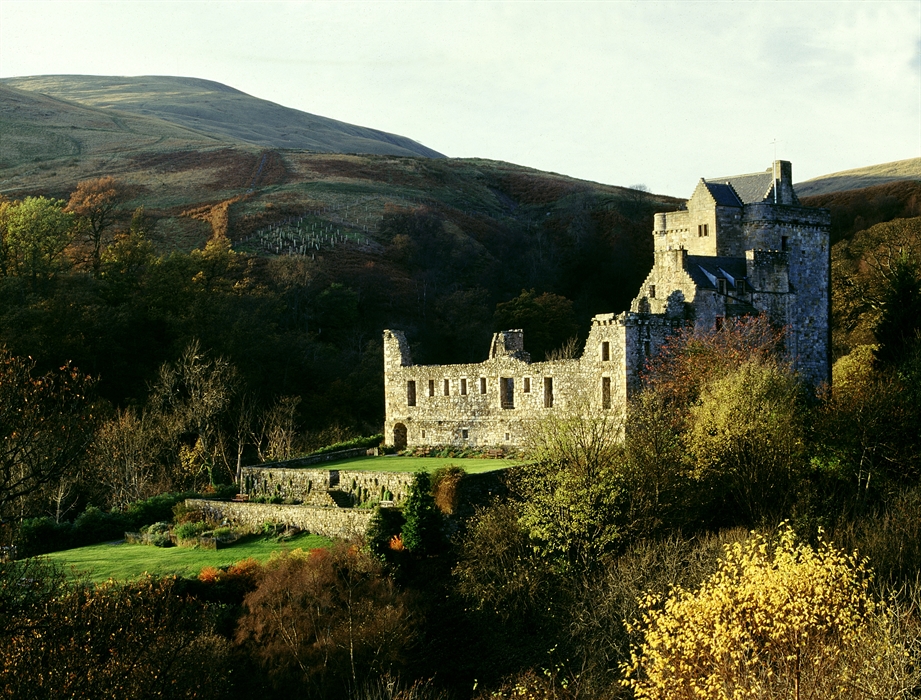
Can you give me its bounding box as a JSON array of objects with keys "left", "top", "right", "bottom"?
[
  {"left": 40, "top": 532, "right": 331, "bottom": 583},
  {"left": 316, "top": 455, "right": 524, "bottom": 473}
]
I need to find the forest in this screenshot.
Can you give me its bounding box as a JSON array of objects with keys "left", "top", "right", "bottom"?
[{"left": 1, "top": 169, "right": 920, "bottom": 698}]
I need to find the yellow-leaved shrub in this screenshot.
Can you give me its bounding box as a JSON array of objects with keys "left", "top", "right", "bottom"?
[{"left": 625, "top": 526, "right": 917, "bottom": 699}]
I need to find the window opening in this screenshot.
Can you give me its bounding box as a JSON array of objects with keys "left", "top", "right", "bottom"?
[
  {"left": 601, "top": 341, "right": 610, "bottom": 361},
  {"left": 718, "top": 278, "right": 727, "bottom": 295},
  {"left": 460, "top": 378, "right": 467, "bottom": 395},
  {"left": 501, "top": 377, "right": 515, "bottom": 409},
  {"left": 643, "top": 340, "right": 651, "bottom": 356},
  {"left": 781, "top": 235, "right": 789, "bottom": 251},
  {"left": 443, "top": 379, "right": 450, "bottom": 396},
  {"left": 715, "top": 316, "right": 724, "bottom": 331},
  {"left": 543, "top": 377, "right": 554, "bottom": 408},
  {"left": 649, "top": 284, "right": 656, "bottom": 299},
  {"left": 602, "top": 377, "right": 611, "bottom": 409},
  {"left": 523, "top": 377, "right": 531, "bottom": 393},
  {"left": 480, "top": 377, "right": 487, "bottom": 394},
  {"left": 428, "top": 379, "right": 435, "bottom": 397},
  {"left": 462, "top": 429, "right": 469, "bottom": 439},
  {"left": 698, "top": 223, "right": 709, "bottom": 237},
  {"left": 407, "top": 381, "right": 416, "bottom": 406},
  {"left": 421, "top": 430, "right": 426, "bottom": 439}
]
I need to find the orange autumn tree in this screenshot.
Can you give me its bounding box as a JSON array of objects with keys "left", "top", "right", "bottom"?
[{"left": 65, "top": 176, "right": 126, "bottom": 277}]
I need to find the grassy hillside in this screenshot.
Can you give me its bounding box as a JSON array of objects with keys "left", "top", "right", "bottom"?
[
  {"left": 1, "top": 74, "right": 443, "bottom": 159},
  {"left": 795, "top": 157, "right": 921, "bottom": 196}
]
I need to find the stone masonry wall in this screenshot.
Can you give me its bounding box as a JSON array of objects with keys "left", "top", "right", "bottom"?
[
  {"left": 242, "top": 467, "right": 415, "bottom": 505},
  {"left": 185, "top": 499, "right": 373, "bottom": 540},
  {"left": 384, "top": 319, "right": 636, "bottom": 448}
]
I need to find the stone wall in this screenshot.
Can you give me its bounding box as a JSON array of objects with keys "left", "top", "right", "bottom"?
[
  {"left": 185, "top": 499, "right": 373, "bottom": 540},
  {"left": 242, "top": 467, "right": 415, "bottom": 505},
  {"left": 384, "top": 318, "right": 638, "bottom": 449}
]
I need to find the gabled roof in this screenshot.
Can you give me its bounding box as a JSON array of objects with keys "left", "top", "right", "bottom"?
[
  {"left": 685, "top": 255, "right": 748, "bottom": 290},
  {"left": 702, "top": 182, "right": 743, "bottom": 206},
  {"left": 704, "top": 169, "right": 775, "bottom": 204}
]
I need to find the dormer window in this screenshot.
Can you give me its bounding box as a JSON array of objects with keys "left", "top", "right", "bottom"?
[
  {"left": 717, "top": 278, "right": 727, "bottom": 295},
  {"left": 737, "top": 279, "right": 747, "bottom": 294}
]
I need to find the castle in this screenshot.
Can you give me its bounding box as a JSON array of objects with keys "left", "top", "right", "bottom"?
[{"left": 383, "top": 161, "right": 831, "bottom": 449}]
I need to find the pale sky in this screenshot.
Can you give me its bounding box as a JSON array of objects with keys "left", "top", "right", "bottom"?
[{"left": 1, "top": 0, "right": 919, "bottom": 196}]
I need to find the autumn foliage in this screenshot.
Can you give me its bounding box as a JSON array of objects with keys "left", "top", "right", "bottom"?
[{"left": 626, "top": 527, "right": 919, "bottom": 699}]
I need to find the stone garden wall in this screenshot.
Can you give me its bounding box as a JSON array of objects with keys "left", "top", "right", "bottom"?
[
  {"left": 185, "top": 499, "right": 373, "bottom": 540},
  {"left": 241, "top": 468, "right": 415, "bottom": 505}
]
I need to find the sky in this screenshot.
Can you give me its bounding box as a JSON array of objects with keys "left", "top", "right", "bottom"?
[{"left": 1, "top": 0, "right": 919, "bottom": 196}]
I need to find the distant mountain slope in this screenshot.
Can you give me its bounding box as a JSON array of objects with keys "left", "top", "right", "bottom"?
[
  {"left": 795, "top": 158, "right": 921, "bottom": 196},
  {"left": 0, "top": 82, "right": 222, "bottom": 170},
  {"left": 1, "top": 75, "right": 444, "bottom": 159}
]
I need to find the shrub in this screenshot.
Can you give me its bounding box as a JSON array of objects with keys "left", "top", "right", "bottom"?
[
  {"left": 431, "top": 466, "right": 465, "bottom": 515},
  {"left": 625, "top": 526, "right": 920, "bottom": 699},
  {"left": 125, "top": 492, "right": 197, "bottom": 529},
  {"left": 174, "top": 521, "right": 206, "bottom": 542},
  {"left": 14, "top": 517, "right": 72, "bottom": 557},
  {"left": 0, "top": 574, "right": 233, "bottom": 698},
  {"left": 72, "top": 506, "right": 131, "bottom": 545},
  {"left": 365, "top": 506, "right": 406, "bottom": 561}
]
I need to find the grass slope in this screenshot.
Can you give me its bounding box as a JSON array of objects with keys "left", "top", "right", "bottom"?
[
  {"left": 1, "top": 75, "right": 443, "bottom": 159},
  {"left": 795, "top": 157, "right": 921, "bottom": 196},
  {"left": 41, "top": 532, "right": 331, "bottom": 583}
]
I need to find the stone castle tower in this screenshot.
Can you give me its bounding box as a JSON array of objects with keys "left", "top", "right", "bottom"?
[{"left": 383, "top": 161, "right": 831, "bottom": 449}]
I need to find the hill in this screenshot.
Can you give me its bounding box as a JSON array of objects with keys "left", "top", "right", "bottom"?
[
  {"left": 0, "top": 78, "right": 680, "bottom": 421},
  {"left": 795, "top": 157, "right": 921, "bottom": 196},
  {"left": 0, "top": 75, "right": 443, "bottom": 159}
]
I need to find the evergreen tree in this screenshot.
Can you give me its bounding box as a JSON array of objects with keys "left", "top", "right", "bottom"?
[
  {"left": 875, "top": 252, "right": 921, "bottom": 369},
  {"left": 401, "top": 471, "right": 441, "bottom": 554}
]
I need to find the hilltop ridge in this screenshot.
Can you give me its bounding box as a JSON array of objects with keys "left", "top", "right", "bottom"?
[{"left": 1, "top": 74, "right": 444, "bottom": 159}]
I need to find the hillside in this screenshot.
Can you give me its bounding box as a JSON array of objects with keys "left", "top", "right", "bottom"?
[
  {"left": 5, "top": 72, "right": 917, "bottom": 423},
  {"left": 0, "top": 79, "right": 680, "bottom": 422},
  {"left": 1, "top": 75, "right": 444, "bottom": 159},
  {"left": 795, "top": 157, "right": 921, "bottom": 196}
]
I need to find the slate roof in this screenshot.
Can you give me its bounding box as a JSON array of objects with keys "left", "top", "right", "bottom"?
[
  {"left": 702, "top": 182, "right": 743, "bottom": 207},
  {"left": 685, "top": 255, "right": 748, "bottom": 290},
  {"left": 704, "top": 169, "right": 775, "bottom": 204}
]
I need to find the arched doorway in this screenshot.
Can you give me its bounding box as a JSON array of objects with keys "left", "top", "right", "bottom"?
[{"left": 393, "top": 423, "right": 407, "bottom": 450}]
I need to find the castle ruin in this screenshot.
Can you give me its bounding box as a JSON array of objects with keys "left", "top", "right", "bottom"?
[{"left": 383, "top": 161, "right": 831, "bottom": 449}]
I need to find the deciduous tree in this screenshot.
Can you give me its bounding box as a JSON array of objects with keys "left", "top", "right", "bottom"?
[
  {"left": 235, "top": 545, "right": 412, "bottom": 697},
  {"left": 65, "top": 176, "right": 126, "bottom": 277},
  {"left": 518, "top": 407, "right": 626, "bottom": 566},
  {"left": 684, "top": 358, "right": 805, "bottom": 524},
  {"left": 0, "top": 196, "right": 74, "bottom": 285},
  {"left": 0, "top": 348, "right": 96, "bottom": 522}
]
